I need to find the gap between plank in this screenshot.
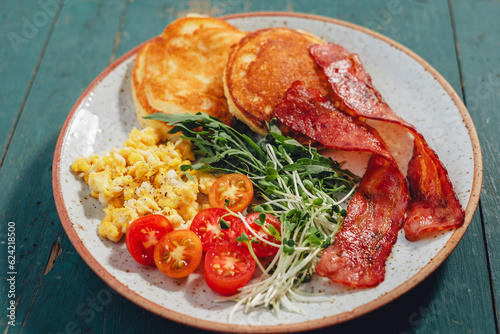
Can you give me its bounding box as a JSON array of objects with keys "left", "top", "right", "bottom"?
[
  {"left": 44, "top": 239, "right": 63, "bottom": 275},
  {"left": 109, "top": 0, "right": 131, "bottom": 64},
  {"left": 18, "top": 233, "right": 62, "bottom": 334}
]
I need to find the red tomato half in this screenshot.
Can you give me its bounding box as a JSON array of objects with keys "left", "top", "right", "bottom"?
[
  {"left": 153, "top": 230, "right": 203, "bottom": 278},
  {"left": 204, "top": 244, "right": 256, "bottom": 295},
  {"left": 190, "top": 208, "right": 242, "bottom": 252},
  {"left": 209, "top": 173, "right": 254, "bottom": 212},
  {"left": 244, "top": 213, "right": 282, "bottom": 257},
  {"left": 126, "top": 214, "right": 174, "bottom": 266}
]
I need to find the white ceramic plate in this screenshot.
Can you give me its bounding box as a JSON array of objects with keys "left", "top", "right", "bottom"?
[{"left": 53, "top": 12, "right": 482, "bottom": 333}]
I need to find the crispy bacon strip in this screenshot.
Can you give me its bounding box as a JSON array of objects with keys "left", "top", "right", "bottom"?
[
  {"left": 310, "top": 43, "right": 464, "bottom": 240},
  {"left": 404, "top": 139, "right": 466, "bottom": 240},
  {"left": 316, "top": 155, "right": 409, "bottom": 287},
  {"left": 275, "top": 81, "right": 395, "bottom": 165},
  {"left": 275, "top": 81, "right": 409, "bottom": 287}
]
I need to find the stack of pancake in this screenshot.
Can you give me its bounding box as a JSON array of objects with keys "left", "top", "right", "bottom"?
[{"left": 131, "top": 15, "right": 329, "bottom": 140}]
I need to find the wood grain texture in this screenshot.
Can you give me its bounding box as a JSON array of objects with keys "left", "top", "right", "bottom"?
[
  {"left": 453, "top": 0, "right": 500, "bottom": 330},
  {"left": 0, "top": 0, "right": 60, "bottom": 164},
  {"left": 0, "top": 0, "right": 497, "bottom": 333}
]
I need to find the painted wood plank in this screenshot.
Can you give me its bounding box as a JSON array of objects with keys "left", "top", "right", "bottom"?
[
  {"left": 0, "top": 0, "right": 128, "bottom": 332},
  {"left": 452, "top": 0, "right": 500, "bottom": 330},
  {"left": 0, "top": 0, "right": 60, "bottom": 162},
  {"left": 114, "top": 0, "right": 256, "bottom": 58}
]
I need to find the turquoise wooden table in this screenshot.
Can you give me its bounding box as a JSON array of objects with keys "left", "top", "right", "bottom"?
[{"left": 1, "top": 0, "right": 498, "bottom": 333}]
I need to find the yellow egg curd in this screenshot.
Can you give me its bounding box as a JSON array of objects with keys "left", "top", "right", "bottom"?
[{"left": 71, "top": 127, "right": 216, "bottom": 242}]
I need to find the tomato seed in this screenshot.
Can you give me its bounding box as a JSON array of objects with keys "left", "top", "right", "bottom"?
[
  {"left": 173, "top": 259, "right": 186, "bottom": 269},
  {"left": 181, "top": 238, "right": 193, "bottom": 246}
]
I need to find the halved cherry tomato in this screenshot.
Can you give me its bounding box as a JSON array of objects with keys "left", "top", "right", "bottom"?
[
  {"left": 204, "top": 244, "right": 256, "bottom": 295},
  {"left": 126, "top": 214, "right": 174, "bottom": 266},
  {"left": 153, "top": 230, "right": 203, "bottom": 278},
  {"left": 190, "top": 208, "right": 242, "bottom": 252},
  {"left": 243, "top": 213, "right": 282, "bottom": 257},
  {"left": 209, "top": 173, "right": 254, "bottom": 212}
]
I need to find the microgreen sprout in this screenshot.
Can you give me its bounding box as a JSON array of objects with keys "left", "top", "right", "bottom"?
[{"left": 219, "top": 218, "right": 231, "bottom": 230}]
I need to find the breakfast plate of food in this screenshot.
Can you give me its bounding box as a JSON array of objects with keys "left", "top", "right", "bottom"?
[{"left": 52, "top": 12, "right": 482, "bottom": 333}]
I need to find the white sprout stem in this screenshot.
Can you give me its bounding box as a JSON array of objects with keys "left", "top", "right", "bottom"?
[
  {"left": 292, "top": 171, "right": 317, "bottom": 199},
  {"left": 261, "top": 198, "right": 301, "bottom": 206},
  {"left": 298, "top": 204, "right": 332, "bottom": 245},
  {"left": 262, "top": 248, "right": 283, "bottom": 274},
  {"left": 261, "top": 194, "right": 302, "bottom": 212},
  {"left": 264, "top": 201, "right": 291, "bottom": 212},
  {"left": 282, "top": 249, "right": 321, "bottom": 281},
  {"left": 228, "top": 297, "right": 247, "bottom": 324},
  {"left": 294, "top": 246, "right": 319, "bottom": 251},
  {"left": 231, "top": 263, "right": 280, "bottom": 293},
  {"left": 265, "top": 144, "right": 285, "bottom": 170},
  {"left": 264, "top": 283, "right": 278, "bottom": 304},
  {"left": 317, "top": 217, "right": 339, "bottom": 236},
  {"left": 281, "top": 294, "right": 305, "bottom": 314},
  {"left": 248, "top": 175, "right": 267, "bottom": 180},
  {"left": 245, "top": 273, "right": 283, "bottom": 305},
  {"left": 272, "top": 189, "right": 300, "bottom": 200},
  {"left": 243, "top": 251, "right": 297, "bottom": 294},
  {"left": 308, "top": 143, "right": 315, "bottom": 159},
  {"left": 278, "top": 176, "right": 292, "bottom": 194},
  {"left": 265, "top": 145, "right": 302, "bottom": 199},
  {"left": 248, "top": 245, "right": 269, "bottom": 275},
  {"left": 330, "top": 218, "right": 344, "bottom": 236},
  {"left": 288, "top": 289, "right": 330, "bottom": 302},
  {"left": 312, "top": 188, "right": 331, "bottom": 203},
  {"left": 269, "top": 278, "right": 294, "bottom": 304},
  {"left": 251, "top": 272, "right": 290, "bottom": 308},
  {"left": 261, "top": 192, "right": 302, "bottom": 213},
  {"left": 333, "top": 184, "right": 357, "bottom": 205},
  {"left": 272, "top": 300, "right": 281, "bottom": 317},
  {"left": 292, "top": 170, "right": 301, "bottom": 198}
]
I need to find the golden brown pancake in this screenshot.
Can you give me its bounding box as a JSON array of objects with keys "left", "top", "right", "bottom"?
[
  {"left": 132, "top": 16, "right": 246, "bottom": 139},
  {"left": 223, "top": 27, "right": 331, "bottom": 136}
]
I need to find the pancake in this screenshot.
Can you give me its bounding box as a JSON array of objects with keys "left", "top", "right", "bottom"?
[
  {"left": 132, "top": 16, "right": 246, "bottom": 140},
  {"left": 223, "top": 27, "right": 331, "bottom": 136}
]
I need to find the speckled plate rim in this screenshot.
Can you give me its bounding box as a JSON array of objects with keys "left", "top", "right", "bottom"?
[{"left": 52, "top": 11, "right": 483, "bottom": 333}]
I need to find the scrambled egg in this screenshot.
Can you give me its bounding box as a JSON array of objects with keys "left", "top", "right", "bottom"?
[{"left": 71, "top": 127, "right": 216, "bottom": 242}]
